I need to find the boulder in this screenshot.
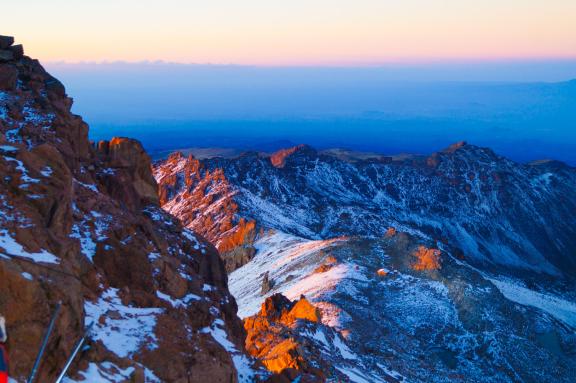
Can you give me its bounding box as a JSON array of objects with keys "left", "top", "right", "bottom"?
[
  {"left": 9, "top": 45, "right": 24, "bottom": 60},
  {"left": 412, "top": 245, "right": 442, "bottom": 271},
  {"left": 261, "top": 271, "right": 274, "bottom": 295},
  {"left": 96, "top": 137, "right": 159, "bottom": 208},
  {"left": 0, "top": 35, "right": 14, "bottom": 49},
  {"left": 376, "top": 268, "right": 388, "bottom": 277}
]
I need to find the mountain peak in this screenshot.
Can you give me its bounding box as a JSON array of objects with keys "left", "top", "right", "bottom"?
[
  {"left": 270, "top": 144, "right": 316, "bottom": 168},
  {"left": 442, "top": 140, "right": 468, "bottom": 153},
  {"left": 0, "top": 35, "right": 24, "bottom": 66}
]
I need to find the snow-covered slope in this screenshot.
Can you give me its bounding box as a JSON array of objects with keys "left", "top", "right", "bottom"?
[
  {"left": 194, "top": 143, "right": 576, "bottom": 278},
  {"left": 231, "top": 231, "right": 576, "bottom": 382}
]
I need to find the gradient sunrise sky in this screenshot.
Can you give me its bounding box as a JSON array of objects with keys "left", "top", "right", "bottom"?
[{"left": 5, "top": 0, "right": 576, "bottom": 65}]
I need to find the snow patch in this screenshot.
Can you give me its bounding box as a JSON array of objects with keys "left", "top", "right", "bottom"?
[
  {"left": 21, "top": 272, "right": 33, "bottom": 281},
  {"left": 156, "top": 291, "right": 201, "bottom": 307},
  {"left": 4, "top": 157, "right": 41, "bottom": 185},
  {"left": 201, "top": 319, "right": 259, "bottom": 383},
  {"left": 489, "top": 278, "right": 576, "bottom": 328},
  {"left": 0, "top": 145, "right": 18, "bottom": 152},
  {"left": 85, "top": 288, "right": 163, "bottom": 358},
  {"left": 74, "top": 179, "right": 99, "bottom": 193},
  {"left": 229, "top": 231, "right": 345, "bottom": 318},
  {"left": 63, "top": 362, "right": 135, "bottom": 383},
  {"left": 40, "top": 166, "right": 53, "bottom": 177},
  {"left": 0, "top": 229, "right": 59, "bottom": 264}
]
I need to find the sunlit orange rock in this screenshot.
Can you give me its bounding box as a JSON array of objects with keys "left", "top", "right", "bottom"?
[
  {"left": 385, "top": 227, "right": 397, "bottom": 238},
  {"left": 270, "top": 145, "right": 306, "bottom": 168},
  {"left": 154, "top": 153, "right": 257, "bottom": 270},
  {"left": 313, "top": 255, "right": 337, "bottom": 273},
  {"left": 261, "top": 339, "right": 303, "bottom": 373},
  {"left": 287, "top": 297, "right": 321, "bottom": 324},
  {"left": 412, "top": 245, "right": 442, "bottom": 271},
  {"left": 244, "top": 294, "right": 325, "bottom": 381},
  {"left": 377, "top": 268, "right": 388, "bottom": 277}
]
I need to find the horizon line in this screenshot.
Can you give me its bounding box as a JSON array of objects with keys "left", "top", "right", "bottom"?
[{"left": 44, "top": 56, "right": 576, "bottom": 68}]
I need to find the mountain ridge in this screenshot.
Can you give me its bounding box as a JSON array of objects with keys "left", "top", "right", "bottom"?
[
  {"left": 1, "top": 36, "right": 265, "bottom": 382},
  {"left": 154, "top": 139, "right": 576, "bottom": 381}
]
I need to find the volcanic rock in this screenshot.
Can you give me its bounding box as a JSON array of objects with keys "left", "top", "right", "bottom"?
[
  {"left": 261, "top": 271, "right": 273, "bottom": 295},
  {"left": 0, "top": 35, "right": 14, "bottom": 49},
  {"left": 8, "top": 44, "right": 24, "bottom": 60},
  {"left": 154, "top": 152, "right": 257, "bottom": 271},
  {"left": 244, "top": 294, "right": 332, "bottom": 381},
  {"left": 0, "top": 38, "right": 257, "bottom": 382}
]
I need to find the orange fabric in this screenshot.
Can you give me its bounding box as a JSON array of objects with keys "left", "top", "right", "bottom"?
[{"left": 0, "top": 344, "right": 8, "bottom": 381}]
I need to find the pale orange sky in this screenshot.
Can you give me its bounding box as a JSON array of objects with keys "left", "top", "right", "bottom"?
[{"left": 4, "top": 0, "right": 576, "bottom": 65}]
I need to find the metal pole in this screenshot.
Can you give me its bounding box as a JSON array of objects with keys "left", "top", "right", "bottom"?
[
  {"left": 54, "top": 322, "right": 94, "bottom": 383},
  {"left": 27, "top": 302, "right": 61, "bottom": 383}
]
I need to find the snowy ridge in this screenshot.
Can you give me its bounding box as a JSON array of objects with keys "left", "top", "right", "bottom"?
[
  {"left": 489, "top": 278, "right": 576, "bottom": 328},
  {"left": 230, "top": 229, "right": 576, "bottom": 381},
  {"left": 229, "top": 231, "right": 347, "bottom": 318},
  {"left": 155, "top": 143, "right": 576, "bottom": 381},
  {"left": 185, "top": 144, "right": 576, "bottom": 277}
]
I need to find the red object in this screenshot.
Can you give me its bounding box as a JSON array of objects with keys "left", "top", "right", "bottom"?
[{"left": 0, "top": 344, "right": 8, "bottom": 383}]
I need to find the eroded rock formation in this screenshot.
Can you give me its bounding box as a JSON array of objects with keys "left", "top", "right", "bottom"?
[
  {"left": 244, "top": 294, "right": 332, "bottom": 382},
  {"left": 154, "top": 152, "right": 257, "bottom": 272}
]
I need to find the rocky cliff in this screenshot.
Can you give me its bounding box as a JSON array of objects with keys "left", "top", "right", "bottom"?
[
  {"left": 154, "top": 152, "right": 257, "bottom": 272},
  {"left": 0, "top": 36, "right": 260, "bottom": 382}
]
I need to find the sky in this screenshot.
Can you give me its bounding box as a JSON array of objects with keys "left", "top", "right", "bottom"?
[
  {"left": 4, "top": 0, "right": 576, "bottom": 65},
  {"left": 5, "top": 0, "right": 576, "bottom": 164}
]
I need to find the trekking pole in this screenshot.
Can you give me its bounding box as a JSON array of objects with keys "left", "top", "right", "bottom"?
[
  {"left": 54, "top": 322, "right": 94, "bottom": 383},
  {"left": 27, "top": 301, "right": 61, "bottom": 383}
]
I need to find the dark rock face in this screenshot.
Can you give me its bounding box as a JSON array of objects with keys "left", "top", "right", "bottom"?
[
  {"left": 0, "top": 64, "right": 18, "bottom": 91},
  {"left": 0, "top": 36, "right": 14, "bottom": 49},
  {"left": 261, "top": 272, "right": 273, "bottom": 295},
  {"left": 0, "top": 37, "right": 258, "bottom": 382},
  {"left": 96, "top": 137, "right": 160, "bottom": 209}
]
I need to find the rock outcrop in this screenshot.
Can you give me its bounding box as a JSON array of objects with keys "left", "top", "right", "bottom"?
[
  {"left": 154, "top": 152, "right": 257, "bottom": 272},
  {"left": 244, "top": 294, "right": 333, "bottom": 382},
  {"left": 269, "top": 145, "right": 309, "bottom": 168},
  {"left": 411, "top": 245, "right": 442, "bottom": 271},
  {"left": 0, "top": 36, "right": 258, "bottom": 382}
]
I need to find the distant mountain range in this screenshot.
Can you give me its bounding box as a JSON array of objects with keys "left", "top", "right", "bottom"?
[{"left": 155, "top": 142, "right": 576, "bottom": 382}]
